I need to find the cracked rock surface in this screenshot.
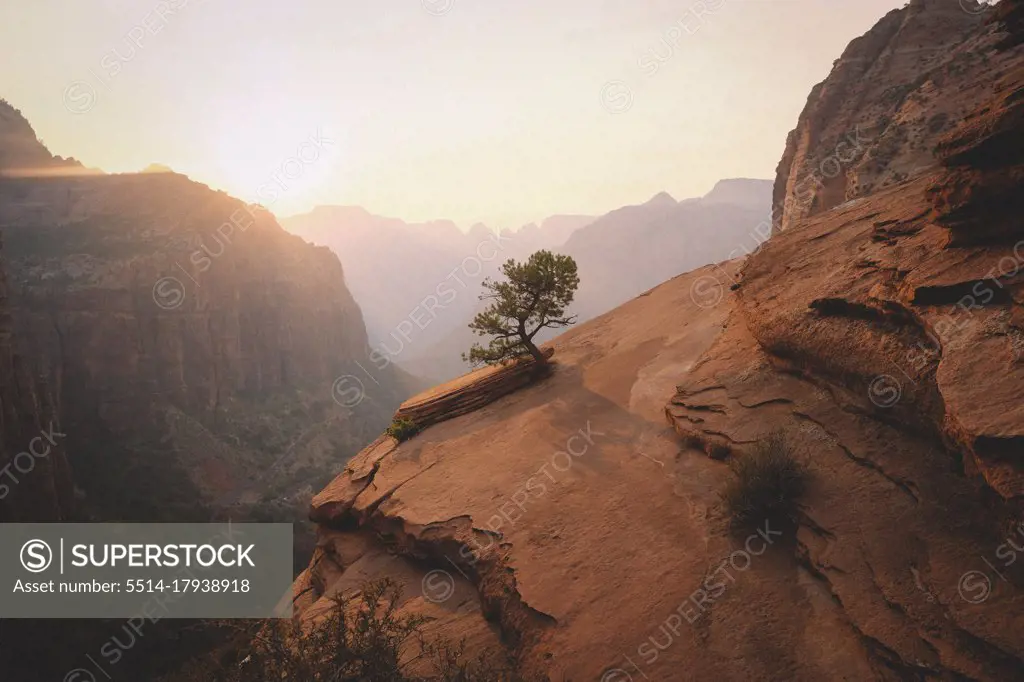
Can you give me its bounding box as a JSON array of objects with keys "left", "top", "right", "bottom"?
[{"left": 297, "top": 262, "right": 745, "bottom": 679}]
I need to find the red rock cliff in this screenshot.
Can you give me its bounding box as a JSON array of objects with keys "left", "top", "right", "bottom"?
[
  {"left": 760, "top": 0, "right": 1024, "bottom": 504},
  {"left": 0, "top": 233, "right": 73, "bottom": 522},
  {"left": 772, "top": 0, "right": 991, "bottom": 233}
]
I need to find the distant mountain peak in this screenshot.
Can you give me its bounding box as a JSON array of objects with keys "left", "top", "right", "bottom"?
[
  {"left": 467, "top": 222, "right": 494, "bottom": 240},
  {"left": 0, "top": 97, "right": 61, "bottom": 174},
  {"left": 702, "top": 178, "right": 773, "bottom": 207},
  {"left": 646, "top": 191, "right": 677, "bottom": 206},
  {"left": 308, "top": 205, "right": 372, "bottom": 220},
  {"left": 708, "top": 177, "right": 770, "bottom": 190},
  {"left": 0, "top": 98, "right": 34, "bottom": 134}
]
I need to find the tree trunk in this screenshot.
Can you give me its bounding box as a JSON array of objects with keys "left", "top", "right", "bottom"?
[{"left": 523, "top": 338, "right": 547, "bottom": 367}]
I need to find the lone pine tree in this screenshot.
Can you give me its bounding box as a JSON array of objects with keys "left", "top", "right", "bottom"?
[{"left": 464, "top": 250, "right": 579, "bottom": 369}]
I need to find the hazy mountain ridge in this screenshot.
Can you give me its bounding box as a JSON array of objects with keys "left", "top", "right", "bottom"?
[
  {"left": 561, "top": 178, "right": 772, "bottom": 320},
  {"left": 0, "top": 99, "right": 94, "bottom": 176},
  {"left": 282, "top": 207, "right": 595, "bottom": 382},
  {"left": 285, "top": 180, "right": 771, "bottom": 383}
]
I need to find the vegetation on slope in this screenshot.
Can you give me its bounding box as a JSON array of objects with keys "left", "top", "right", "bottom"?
[
  {"left": 721, "top": 431, "right": 808, "bottom": 530},
  {"left": 166, "top": 580, "right": 531, "bottom": 682}
]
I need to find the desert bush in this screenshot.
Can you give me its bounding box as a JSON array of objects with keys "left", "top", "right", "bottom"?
[
  {"left": 720, "top": 431, "right": 807, "bottom": 529},
  {"left": 707, "top": 442, "right": 732, "bottom": 460},
  {"left": 168, "top": 579, "right": 527, "bottom": 681},
  {"left": 386, "top": 417, "right": 420, "bottom": 442}
]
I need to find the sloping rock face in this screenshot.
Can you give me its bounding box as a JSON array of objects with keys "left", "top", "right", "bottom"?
[
  {"left": 292, "top": 2, "right": 1024, "bottom": 680},
  {"left": 665, "top": 0, "right": 1024, "bottom": 678},
  {"left": 0, "top": 102, "right": 410, "bottom": 522},
  {"left": 296, "top": 262, "right": 747, "bottom": 678},
  {"left": 297, "top": 264, "right": 1024, "bottom": 681},
  {"left": 670, "top": 193, "right": 1024, "bottom": 679},
  {"left": 761, "top": 0, "right": 1024, "bottom": 505}
]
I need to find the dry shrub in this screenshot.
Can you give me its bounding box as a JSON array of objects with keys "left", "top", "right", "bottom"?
[
  {"left": 168, "top": 579, "right": 529, "bottom": 682},
  {"left": 720, "top": 431, "right": 807, "bottom": 530}
]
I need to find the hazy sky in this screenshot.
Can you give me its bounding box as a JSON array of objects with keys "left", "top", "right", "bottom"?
[{"left": 0, "top": 0, "right": 907, "bottom": 228}]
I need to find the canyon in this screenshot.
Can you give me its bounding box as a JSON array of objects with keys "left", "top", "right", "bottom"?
[
  {"left": 0, "top": 103, "right": 413, "bottom": 523},
  {"left": 1, "top": 0, "right": 1022, "bottom": 679}
]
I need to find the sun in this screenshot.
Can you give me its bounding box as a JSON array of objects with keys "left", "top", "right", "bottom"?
[{"left": 206, "top": 100, "right": 341, "bottom": 213}]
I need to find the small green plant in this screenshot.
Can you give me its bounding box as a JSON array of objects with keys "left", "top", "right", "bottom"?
[
  {"left": 720, "top": 431, "right": 807, "bottom": 530},
  {"left": 167, "top": 579, "right": 530, "bottom": 681},
  {"left": 386, "top": 417, "right": 420, "bottom": 442}
]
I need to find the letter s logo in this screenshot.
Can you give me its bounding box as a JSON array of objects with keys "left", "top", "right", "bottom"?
[{"left": 20, "top": 539, "right": 53, "bottom": 573}]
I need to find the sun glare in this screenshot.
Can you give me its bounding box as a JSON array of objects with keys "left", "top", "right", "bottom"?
[{"left": 207, "top": 102, "right": 341, "bottom": 213}]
